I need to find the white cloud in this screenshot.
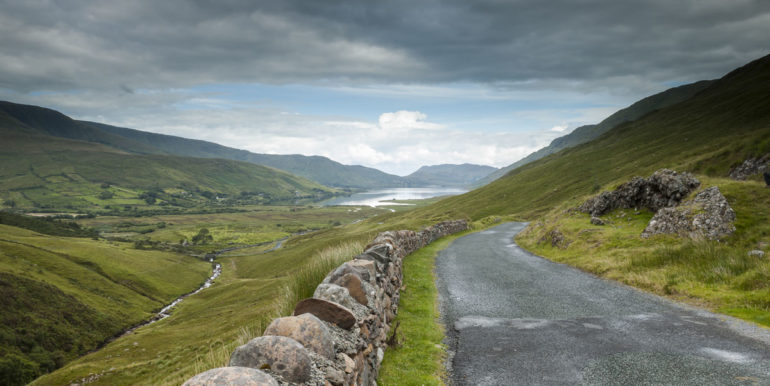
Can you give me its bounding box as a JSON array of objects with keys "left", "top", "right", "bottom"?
[
  {"left": 377, "top": 110, "right": 444, "bottom": 131},
  {"left": 550, "top": 125, "right": 568, "bottom": 132}
]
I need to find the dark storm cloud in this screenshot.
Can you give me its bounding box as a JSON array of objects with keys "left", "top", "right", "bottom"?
[{"left": 1, "top": 0, "right": 769, "bottom": 93}]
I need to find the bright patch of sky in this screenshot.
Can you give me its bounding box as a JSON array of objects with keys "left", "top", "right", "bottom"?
[{"left": 68, "top": 81, "right": 622, "bottom": 175}]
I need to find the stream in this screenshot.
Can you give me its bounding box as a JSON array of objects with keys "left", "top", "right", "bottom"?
[
  {"left": 119, "top": 262, "right": 222, "bottom": 337},
  {"left": 120, "top": 235, "right": 292, "bottom": 337}
]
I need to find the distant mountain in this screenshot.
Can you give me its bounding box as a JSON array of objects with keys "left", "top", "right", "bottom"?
[
  {"left": 0, "top": 108, "right": 337, "bottom": 211},
  {"left": 475, "top": 79, "right": 715, "bottom": 186},
  {"left": 404, "top": 163, "right": 497, "bottom": 187},
  {"left": 0, "top": 101, "right": 406, "bottom": 189},
  {"left": 81, "top": 121, "right": 408, "bottom": 189},
  {"left": 0, "top": 101, "right": 403, "bottom": 189}
]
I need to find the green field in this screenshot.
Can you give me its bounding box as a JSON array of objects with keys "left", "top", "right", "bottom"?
[
  {"left": 77, "top": 205, "right": 384, "bottom": 252},
  {"left": 0, "top": 225, "right": 211, "bottom": 384},
  {"left": 31, "top": 202, "right": 447, "bottom": 385},
  {"left": 0, "top": 134, "right": 338, "bottom": 213}
]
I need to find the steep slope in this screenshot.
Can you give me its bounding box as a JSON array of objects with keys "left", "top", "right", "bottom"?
[
  {"left": 476, "top": 80, "right": 715, "bottom": 186},
  {"left": 0, "top": 102, "right": 160, "bottom": 154},
  {"left": 404, "top": 163, "right": 497, "bottom": 187},
  {"left": 0, "top": 223, "right": 211, "bottom": 384},
  {"left": 405, "top": 53, "right": 770, "bottom": 221}
]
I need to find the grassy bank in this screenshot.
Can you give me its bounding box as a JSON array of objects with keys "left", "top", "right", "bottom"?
[
  {"left": 0, "top": 225, "right": 211, "bottom": 384},
  {"left": 378, "top": 231, "right": 469, "bottom": 386},
  {"left": 516, "top": 177, "right": 770, "bottom": 327}
]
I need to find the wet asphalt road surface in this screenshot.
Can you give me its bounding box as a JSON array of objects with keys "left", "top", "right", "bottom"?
[{"left": 436, "top": 222, "right": 770, "bottom": 385}]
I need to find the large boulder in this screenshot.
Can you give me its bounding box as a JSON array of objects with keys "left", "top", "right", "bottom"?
[
  {"left": 183, "top": 367, "right": 277, "bottom": 386},
  {"left": 642, "top": 186, "right": 736, "bottom": 240},
  {"left": 229, "top": 336, "right": 311, "bottom": 383},
  {"left": 263, "top": 314, "right": 335, "bottom": 359},
  {"left": 579, "top": 169, "right": 700, "bottom": 216}
]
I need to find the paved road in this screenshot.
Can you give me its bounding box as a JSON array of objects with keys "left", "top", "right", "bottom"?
[{"left": 436, "top": 222, "right": 770, "bottom": 385}]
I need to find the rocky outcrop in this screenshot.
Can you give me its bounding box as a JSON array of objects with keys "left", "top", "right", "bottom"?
[
  {"left": 579, "top": 169, "right": 700, "bottom": 216},
  {"left": 580, "top": 169, "right": 736, "bottom": 241},
  {"left": 729, "top": 154, "right": 769, "bottom": 180},
  {"left": 642, "top": 186, "right": 736, "bottom": 240},
  {"left": 183, "top": 219, "right": 468, "bottom": 385}
]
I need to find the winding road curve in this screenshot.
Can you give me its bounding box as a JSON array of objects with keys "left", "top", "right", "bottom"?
[{"left": 436, "top": 222, "right": 770, "bottom": 385}]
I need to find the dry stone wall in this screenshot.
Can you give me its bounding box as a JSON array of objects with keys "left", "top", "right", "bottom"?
[{"left": 183, "top": 219, "right": 468, "bottom": 386}]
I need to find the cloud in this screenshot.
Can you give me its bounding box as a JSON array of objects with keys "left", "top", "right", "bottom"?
[
  {"left": 550, "top": 125, "right": 568, "bottom": 133},
  {"left": 1, "top": 1, "right": 767, "bottom": 176},
  {"left": 378, "top": 111, "right": 444, "bottom": 131},
  {"left": 0, "top": 1, "right": 767, "bottom": 94}
]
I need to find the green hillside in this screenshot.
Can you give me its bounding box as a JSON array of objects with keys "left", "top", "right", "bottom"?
[
  {"left": 85, "top": 121, "right": 409, "bottom": 189},
  {"left": 0, "top": 224, "right": 211, "bottom": 384},
  {"left": 0, "top": 132, "right": 336, "bottom": 212},
  {"left": 0, "top": 101, "right": 408, "bottom": 189},
  {"left": 420, "top": 55, "right": 769, "bottom": 221},
  {"left": 477, "top": 79, "right": 715, "bottom": 186}
]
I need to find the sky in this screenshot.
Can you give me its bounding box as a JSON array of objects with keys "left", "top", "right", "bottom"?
[{"left": 1, "top": 1, "right": 768, "bottom": 175}]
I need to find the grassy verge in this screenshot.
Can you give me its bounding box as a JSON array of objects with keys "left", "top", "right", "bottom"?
[
  {"left": 516, "top": 176, "right": 770, "bottom": 327},
  {"left": 378, "top": 231, "right": 469, "bottom": 386}
]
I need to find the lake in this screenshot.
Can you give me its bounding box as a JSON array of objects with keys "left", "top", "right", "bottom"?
[{"left": 321, "top": 187, "right": 466, "bottom": 207}]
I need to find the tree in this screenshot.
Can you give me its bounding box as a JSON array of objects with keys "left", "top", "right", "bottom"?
[
  {"left": 0, "top": 353, "right": 39, "bottom": 386},
  {"left": 191, "top": 228, "right": 213, "bottom": 245},
  {"left": 98, "top": 191, "right": 114, "bottom": 200}
]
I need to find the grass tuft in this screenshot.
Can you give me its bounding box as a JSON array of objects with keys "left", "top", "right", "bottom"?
[{"left": 278, "top": 241, "right": 365, "bottom": 316}]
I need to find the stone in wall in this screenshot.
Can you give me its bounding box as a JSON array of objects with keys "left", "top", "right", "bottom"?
[
  {"left": 331, "top": 273, "right": 368, "bottom": 306},
  {"left": 293, "top": 298, "right": 357, "bottom": 330},
  {"left": 263, "top": 314, "right": 335, "bottom": 360},
  {"left": 314, "top": 284, "right": 358, "bottom": 310},
  {"left": 229, "top": 336, "right": 312, "bottom": 383},
  {"left": 182, "top": 367, "right": 278, "bottom": 386}
]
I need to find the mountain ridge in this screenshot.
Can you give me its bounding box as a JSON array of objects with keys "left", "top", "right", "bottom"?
[
  {"left": 1, "top": 101, "right": 493, "bottom": 189},
  {"left": 476, "top": 79, "right": 716, "bottom": 186}
]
